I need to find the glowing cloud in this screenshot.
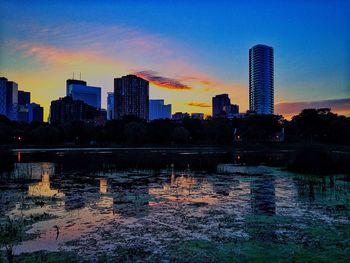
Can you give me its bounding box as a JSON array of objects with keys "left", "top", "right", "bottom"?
[
  {"left": 135, "top": 70, "right": 192, "bottom": 90},
  {"left": 187, "top": 102, "right": 211, "bottom": 108}
]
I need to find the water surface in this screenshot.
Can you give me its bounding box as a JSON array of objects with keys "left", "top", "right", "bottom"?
[{"left": 0, "top": 148, "right": 349, "bottom": 262}]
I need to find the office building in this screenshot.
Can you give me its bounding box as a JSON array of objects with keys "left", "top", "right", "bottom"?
[
  {"left": 249, "top": 44, "right": 274, "bottom": 114},
  {"left": 28, "top": 103, "right": 44, "bottom": 122},
  {"left": 191, "top": 113, "right": 204, "bottom": 120},
  {"left": 0, "top": 78, "right": 19, "bottom": 121},
  {"left": 114, "top": 75, "right": 149, "bottom": 120},
  {"left": 212, "top": 94, "right": 231, "bottom": 117},
  {"left": 50, "top": 96, "right": 103, "bottom": 125},
  {"left": 149, "top": 99, "right": 171, "bottom": 120},
  {"left": 172, "top": 112, "right": 190, "bottom": 120},
  {"left": 66, "top": 79, "right": 101, "bottom": 109},
  {"left": 17, "top": 91, "right": 31, "bottom": 122},
  {"left": 107, "top": 92, "right": 114, "bottom": 120},
  {"left": 224, "top": 104, "right": 239, "bottom": 118},
  {"left": 0, "top": 77, "right": 7, "bottom": 116},
  {"left": 18, "top": 91, "right": 30, "bottom": 106}
]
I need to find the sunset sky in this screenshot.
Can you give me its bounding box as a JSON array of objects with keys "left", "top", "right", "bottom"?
[{"left": 1, "top": 0, "right": 349, "bottom": 120}]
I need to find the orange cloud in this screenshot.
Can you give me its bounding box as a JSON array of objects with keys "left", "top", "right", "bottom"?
[
  {"left": 180, "top": 76, "right": 214, "bottom": 86},
  {"left": 15, "top": 41, "right": 126, "bottom": 68},
  {"left": 135, "top": 70, "right": 192, "bottom": 90},
  {"left": 187, "top": 102, "right": 211, "bottom": 108}
]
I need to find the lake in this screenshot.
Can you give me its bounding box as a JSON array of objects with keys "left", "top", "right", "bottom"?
[{"left": 0, "top": 148, "right": 349, "bottom": 262}]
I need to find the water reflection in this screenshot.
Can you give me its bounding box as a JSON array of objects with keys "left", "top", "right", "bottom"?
[
  {"left": 0, "top": 149, "right": 349, "bottom": 260},
  {"left": 250, "top": 177, "right": 276, "bottom": 215},
  {"left": 28, "top": 165, "right": 64, "bottom": 198}
]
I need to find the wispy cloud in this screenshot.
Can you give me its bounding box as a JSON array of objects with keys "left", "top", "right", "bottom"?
[
  {"left": 187, "top": 102, "right": 211, "bottom": 108},
  {"left": 275, "top": 98, "right": 350, "bottom": 117},
  {"left": 135, "top": 70, "right": 192, "bottom": 90},
  {"left": 180, "top": 76, "right": 214, "bottom": 86}
]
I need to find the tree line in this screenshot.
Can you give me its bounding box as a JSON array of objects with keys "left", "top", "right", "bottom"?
[{"left": 0, "top": 108, "right": 349, "bottom": 146}]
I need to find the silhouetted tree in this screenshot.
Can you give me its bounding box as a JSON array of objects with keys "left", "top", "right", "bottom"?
[
  {"left": 240, "top": 114, "right": 283, "bottom": 141},
  {"left": 172, "top": 126, "right": 190, "bottom": 144},
  {"left": 124, "top": 122, "right": 146, "bottom": 145}
]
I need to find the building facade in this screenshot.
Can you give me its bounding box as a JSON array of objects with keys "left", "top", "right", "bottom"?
[
  {"left": 249, "top": 44, "right": 274, "bottom": 114},
  {"left": 212, "top": 94, "right": 231, "bottom": 117},
  {"left": 0, "top": 77, "right": 7, "bottom": 116},
  {"left": 107, "top": 92, "right": 114, "bottom": 120},
  {"left": 114, "top": 75, "right": 149, "bottom": 120},
  {"left": 6, "top": 81, "right": 18, "bottom": 121},
  {"left": 149, "top": 99, "right": 171, "bottom": 120},
  {"left": 66, "top": 79, "right": 101, "bottom": 109},
  {"left": 191, "top": 113, "right": 204, "bottom": 120},
  {"left": 172, "top": 112, "right": 190, "bottom": 120},
  {"left": 18, "top": 90, "right": 31, "bottom": 122},
  {"left": 50, "top": 96, "right": 104, "bottom": 125},
  {"left": 28, "top": 103, "right": 44, "bottom": 122}
]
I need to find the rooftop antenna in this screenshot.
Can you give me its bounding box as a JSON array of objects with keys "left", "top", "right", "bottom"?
[{"left": 73, "top": 72, "right": 74, "bottom": 80}]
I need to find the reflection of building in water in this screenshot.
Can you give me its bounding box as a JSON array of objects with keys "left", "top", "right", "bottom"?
[
  {"left": 149, "top": 171, "right": 217, "bottom": 206},
  {"left": 100, "top": 178, "right": 108, "bottom": 193},
  {"left": 96, "top": 178, "right": 113, "bottom": 208},
  {"left": 250, "top": 177, "right": 276, "bottom": 215},
  {"left": 14, "top": 162, "right": 55, "bottom": 180},
  {"left": 28, "top": 171, "right": 64, "bottom": 198}
]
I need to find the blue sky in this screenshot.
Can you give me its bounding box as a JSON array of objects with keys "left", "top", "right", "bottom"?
[{"left": 0, "top": 0, "right": 349, "bottom": 118}]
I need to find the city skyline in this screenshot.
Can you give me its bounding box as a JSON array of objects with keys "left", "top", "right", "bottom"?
[{"left": 0, "top": 1, "right": 350, "bottom": 120}]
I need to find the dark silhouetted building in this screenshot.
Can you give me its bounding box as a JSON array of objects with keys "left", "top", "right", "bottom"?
[
  {"left": 0, "top": 77, "right": 18, "bottom": 121},
  {"left": 149, "top": 99, "right": 171, "bottom": 120},
  {"left": 28, "top": 103, "right": 44, "bottom": 122},
  {"left": 249, "top": 44, "right": 274, "bottom": 114},
  {"left": 114, "top": 75, "right": 149, "bottom": 120},
  {"left": 0, "top": 77, "right": 8, "bottom": 116},
  {"left": 172, "top": 112, "right": 190, "bottom": 120},
  {"left": 107, "top": 92, "right": 114, "bottom": 120},
  {"left": 18, "top": 91, "right": 30, "bottom": 106},
  {"left": 212, "top": 94, "right": 230, "bottom": 117},
  {"left": 66, "top": 79, "right": 101, "bottom": 109},
  {"left": 224, "top": 104, "right": 239, "bottom": 118},
  {"left": 6, "top": 81, "right": 18, "bottom": 121},
  {"left": 191, "top": 113, "right": 204, "bottom": 120},
  {"left": 17, "top": 91, "right": 31, "bottom": 122},
  {"left": 50, "top": 96, "right": 97, "bottom": 124}
]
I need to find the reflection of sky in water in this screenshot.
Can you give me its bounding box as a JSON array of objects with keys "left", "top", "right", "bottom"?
[{"left": 1, "top": 157, "right": 349, "bottom": 257}]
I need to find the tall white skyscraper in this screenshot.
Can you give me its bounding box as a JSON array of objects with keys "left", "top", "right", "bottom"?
[{"left": 249, "top": 44, "right": 274, "bottom": 114}]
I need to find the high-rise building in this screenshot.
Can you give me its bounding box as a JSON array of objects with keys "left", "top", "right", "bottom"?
[
  {"left": 107, "top": 92, "right": 114, "bottom": 120},
  {"left": 18, "top": 91, "right": 30, "bottom": 106},
  {"left": 50, "top": 96, "right": 103, "bottom": 125},
  {"left": 114, "top": 75, "right": 149, "bottom": 120},
  {"left": 249, "top": 44, "right": 274, "bottom": 114},
  {"left": 66, "top": 79, "right": 101, "bottom": 109},
  {"left": 224, "top": 104, "right": 239, "bottom": 118},
  {"left": 0, "top": 77, "right": 7, "bottom": 116},
  {"left": 212, "top": 94, "right": 231, "bottom": 117},
  {"left": 6, "top": 81, "right": 18, "bottom": 121},
  {"left": 28, "top": 103, "right": 44, "bottom": 123},
  {"left": 18, "top": 91, "right": 31, "bottom": 122},
  {"left": 149, "top": 99, "right": 171, "bottom": 120}
]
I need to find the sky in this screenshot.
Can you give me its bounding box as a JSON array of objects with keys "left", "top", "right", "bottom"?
[{"left": 0, "top": 0, "right": 349, "bottom": 120}]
